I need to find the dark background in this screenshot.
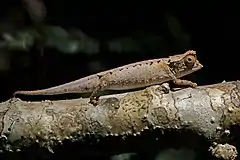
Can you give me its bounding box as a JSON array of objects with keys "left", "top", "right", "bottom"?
[{"left": 0, "top": 1, "right": 238, "bottom": 160}]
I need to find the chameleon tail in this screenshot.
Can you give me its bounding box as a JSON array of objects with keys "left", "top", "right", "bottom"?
[{"left": 13, "top": 90, "right": 53, "bottom": 96}]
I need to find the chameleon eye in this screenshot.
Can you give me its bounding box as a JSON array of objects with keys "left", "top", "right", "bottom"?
[{"left": 184, "top": 55, "right": 196, "bottom": 68}]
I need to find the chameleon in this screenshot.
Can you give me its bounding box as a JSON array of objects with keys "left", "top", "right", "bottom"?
[{"left": 14, "top": 50, "right": 203, "bottom": 105}]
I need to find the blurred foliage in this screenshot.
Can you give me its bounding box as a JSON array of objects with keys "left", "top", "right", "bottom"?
[
  {"left": 0, "top": 14, "right": 190, "bottom": 55},
  {"left": 23, "top": 0, "right": 46, "bottom": 23},
  {"left": 2, "top": 28, "right": 37, "bottom": 51}
]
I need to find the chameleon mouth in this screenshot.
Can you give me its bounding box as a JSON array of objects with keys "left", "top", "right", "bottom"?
[{"left": 192, "top": 60, "right": 203, "bottom": 71}]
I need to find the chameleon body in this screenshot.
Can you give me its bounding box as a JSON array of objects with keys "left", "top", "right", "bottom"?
[{"left": 14, "top": 50, "right": 203, "bottom": 105}]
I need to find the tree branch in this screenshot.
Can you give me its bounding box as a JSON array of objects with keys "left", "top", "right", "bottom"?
[{"left": 0, "top": 81, "right": 240, "bottom": 158}]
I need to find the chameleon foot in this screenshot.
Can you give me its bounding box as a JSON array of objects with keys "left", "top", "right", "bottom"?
[
  {"left": 158, "top": 83, "right": 170, "bottom": 94},
  {"left": 89, "top": 96, "right": 100, "bottom": 106}
]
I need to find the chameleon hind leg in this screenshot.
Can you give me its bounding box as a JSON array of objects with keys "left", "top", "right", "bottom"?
[{"left": 89, "top": 80, "right": 108, "bottom": 106}]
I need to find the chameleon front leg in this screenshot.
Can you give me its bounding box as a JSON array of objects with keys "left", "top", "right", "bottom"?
[
  {"left": 156, "top": 80, "right": 196, "bottom": 96},
  {"left": 172, "top": 79, "right": 197, "bottom": 88},
  {"left": 164, "top": 66, "right": 197, "bottom": 88}
]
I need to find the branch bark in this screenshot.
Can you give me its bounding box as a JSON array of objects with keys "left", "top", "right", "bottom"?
[{"left": 1, "top": 81, "right": 240, "bottom": 158}]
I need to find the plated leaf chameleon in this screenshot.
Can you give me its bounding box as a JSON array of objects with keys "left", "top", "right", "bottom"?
[{"left": 14, "top": 50, "right": 203, "bottom": 105}]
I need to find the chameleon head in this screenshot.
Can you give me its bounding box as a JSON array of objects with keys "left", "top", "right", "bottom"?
[{"left": 168, "top": 50, "right": 203, "bottom": 77}]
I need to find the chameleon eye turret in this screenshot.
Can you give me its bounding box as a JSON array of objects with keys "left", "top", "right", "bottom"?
[{"left": 184, "top": 54, "right": 196, "bottom": 68}]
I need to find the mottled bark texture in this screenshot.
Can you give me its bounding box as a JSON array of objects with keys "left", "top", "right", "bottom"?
[{"left": 1, "top": 81, "right": 240, "bottom": 156}]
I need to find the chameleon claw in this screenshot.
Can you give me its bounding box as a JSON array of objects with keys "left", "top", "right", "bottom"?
[
  {"left": 89, "top": 96, "right": 100, "bottom": 106},
  {"left": 158, "top": 83, "right": 170, "bottom": 94}
]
